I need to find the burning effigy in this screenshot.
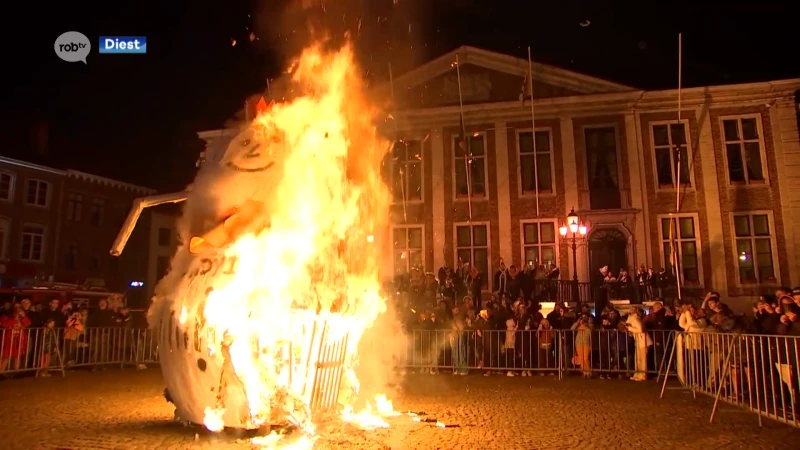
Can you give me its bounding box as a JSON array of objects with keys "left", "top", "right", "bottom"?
[{"left": 112, "top": 42, "right": 398, "bottom": 447}]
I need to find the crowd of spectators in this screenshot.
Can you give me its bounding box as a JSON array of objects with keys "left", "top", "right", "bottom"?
[
  {"left": 0, "top": 296, "right": 148, "bottom": 376},
  {"left": 391, "top": 260, "right": 800, "bottom": 392}
]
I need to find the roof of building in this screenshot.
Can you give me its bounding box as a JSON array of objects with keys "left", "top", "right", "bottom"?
[{"left": 0, "top": 155, "right": 156, "bottom": 195}]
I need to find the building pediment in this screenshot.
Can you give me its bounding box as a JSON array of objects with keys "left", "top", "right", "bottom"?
[{"left": 379, "top": 46, "right": 634, "bottom": 109}]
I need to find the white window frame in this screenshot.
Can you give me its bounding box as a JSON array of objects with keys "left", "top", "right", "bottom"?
[
  {"left": 649, "top": 120, "right": 695, "bottom": 192},
  {"left": 519, "top": 219, "right": 559, "bottom": 269},
  {"left": 66, "top": 193, "right": 83, "bottom": 222},
  {"left": 515, "top": 127, "right": 557, "bottom": 198},
  {"left": 391, "top": 224, "right": 426, "bottom": 274},
  {"left": 581, "top": 123, "right": 626, "bottom": 190},
  {"left": 0, "top": 216, "right": 10, "bottom": 260},
  {"left": 451, "top": 132, "right": 490, "bottom": 202},
  {"left": 25, "top": 179, "right": 50, "bottom": 208},
  {"left": 390, "top": 138, "right": 425, "bottom": 205},
  {"left": 453, "top": 221, "right": 492, "bottom": 291},
  {"left": 729, "top": 210, "right": 780, "bottom": 287},
  {"left": 719, "top": 114, "right": 769, "bottom": 186},
  {"left": 20, "top": 223, "right": 46, "bottom": 262},
  {"left": 0, "top": 171, "right": 15, "bottom": 202},
  {"left": 657, "top": 213, "right": 704, "bottom": 287}
]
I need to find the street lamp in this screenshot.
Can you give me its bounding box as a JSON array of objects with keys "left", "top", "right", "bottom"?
[{"left": 559, "top": 207, "right": 588, "bottom": 304}]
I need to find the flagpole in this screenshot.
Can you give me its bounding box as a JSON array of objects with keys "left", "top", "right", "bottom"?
[
  {"left": 527, "top": 46, "right": 540, "bottom": 217},
  {"left": 670, "top": 33, "right": 684, "bottom": 302},
  {"left": 389, "top": 62, "right": 408, "bottom": 224},
  {"left": 455, "top": 53, "right": 473, "bottom": 223}
]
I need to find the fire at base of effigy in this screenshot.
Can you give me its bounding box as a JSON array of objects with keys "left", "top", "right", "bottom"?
[{"left": 149, "top": 41, "right": 405, "bottom": 448}]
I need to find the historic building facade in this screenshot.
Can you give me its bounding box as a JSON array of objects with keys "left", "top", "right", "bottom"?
[
  {"left": 198, "top": 46, "right": 800, "bottom": 310},
  {"left": 0, "top": 156, "right": 155, "bottom": 298},
  {"left": 379, "top": 46, "right": 800, "bottom": 309}
]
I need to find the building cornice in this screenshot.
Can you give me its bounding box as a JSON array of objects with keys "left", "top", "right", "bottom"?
[
  {"left": 390, "top": 79, "right": 800, "bottom": 130},
  {"left": 66, "top": 170, "right": 156, "bottom": 195},
  {"left": 0, "top": 156, "right": 66, "bottom": 176}
]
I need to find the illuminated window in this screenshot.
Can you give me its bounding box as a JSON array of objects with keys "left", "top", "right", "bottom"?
[
  {"left": 733, "top": 213, "right": 776, "bottom": 284},
  {"left": 521, "top": 221, "right": 557, "bottom": 268},
  {"left": 391, "top": 140, "right": 423, "bottom": 202},
  {"left": 393, "top": 225, "right": 424, "bottom": 274},
  {"left": 518, "top": 130, "right": 553, "bottom": 194},
  {"left": 455, "top": 223, "right": 490, "bottom": 290},
  {"left": 660, "top": 215, "right": 701, "bottom": 284},
  {"left": 453, "top": 133, "right": 487, "bottom": 198}
]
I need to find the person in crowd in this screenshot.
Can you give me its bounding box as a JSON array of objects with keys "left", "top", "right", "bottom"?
[
  {"left": 87, "top": 299, "right": 118, "bottom": 369},
  {"left": 644, "top": 301, "right": 667, "bottom": 373},
  {"left": 473, "top": 309, "right": 491, "bottom": 374},
  {"left": 571, "top": 313, "right": 594, "bottom": 378},
  {"left": 0, "top": 304, "right": 31, "bottom": 373},
  {"left": 700, "top": 292, "right": 722, "bottom": 322},
  {"left": 506, "top": 265, "right": 524, "bottom": 301},
  {"left": 503, "top": 312, "right": 519, "bottom": 377},
  {"left": 598, "top": 315, "right": 618, "bottom": 378},
  {"left": 617, "top": 268, "right": 631, "bottom": 301},
  {"left": 513, "top": 300, "right": 535, "bottom": 376},
  {"left": 646, "top": 268, "right": 658, "bottom": 301},
  {"left": 493, "top": 259, "right": 508, "bottom": 298},
  {"left": 40, "top": 299, "right": 66, "bottom": 328},
  {"left": 467, "top": 265, "right": 482, "bottom": 305},
  {"left": 626, "top": 307, "right": 652, "bottom": 381},
  {"left": 450, "top": 303, "right": 468, "bottom": 376},
  {"left": 63, "top": 307, "right": 85, "bottom": 366},
  {"left": 537, "top": 318, "right": 556, "bottom": 375},
  {"left": 38, "top": 318, "right": 59, "bottom": 377}
]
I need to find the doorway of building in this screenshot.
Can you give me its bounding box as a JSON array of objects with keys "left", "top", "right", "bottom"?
[{"left": 588, "top": 228, "right": 629, "bottom": 279}]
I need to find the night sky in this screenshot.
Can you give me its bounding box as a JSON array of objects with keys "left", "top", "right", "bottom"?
[{"left": 3, "top": 0, "right": 798, "bottom": 192}]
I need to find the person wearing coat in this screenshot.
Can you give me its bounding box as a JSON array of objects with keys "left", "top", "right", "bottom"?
[{"left": 626, "top": 309, "right": 653, "bottom": 381}]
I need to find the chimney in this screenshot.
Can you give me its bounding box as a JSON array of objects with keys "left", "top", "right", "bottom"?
[{"left": 30, "top": 121, "right": 49, "bottom": 157}]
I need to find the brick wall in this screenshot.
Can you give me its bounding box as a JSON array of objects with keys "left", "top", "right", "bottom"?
[
  {"left": 0, "top": 162, "right": 64, "bottom": 278},
  {"left": 639, "top": 110, "right": 714, "bottom": 289},
  {"left": 708, "top": 105, "right": 790, "bottom": 296},
  {"left": 442, "top": 124, "right": 500, "bottom": 286},
  {"left": 389, "top": 132, "right": 435, "bottom": 272},
  {"left": 506, "top": 119, "right": 569, "bottom": 273}
]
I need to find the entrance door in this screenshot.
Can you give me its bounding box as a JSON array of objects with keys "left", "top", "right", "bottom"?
[{"left": 588, "top": 228, "right": 628, "bottom": 277}]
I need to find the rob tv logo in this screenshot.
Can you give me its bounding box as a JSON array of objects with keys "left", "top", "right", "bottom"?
[{"left": 99, "top": 36, "right": 147, "bottom": 54}]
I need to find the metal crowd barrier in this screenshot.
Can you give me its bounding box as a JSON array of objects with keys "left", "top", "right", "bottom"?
[
  {"left": 660, "top": 331, "right": 799, "bottom": 428},
  {"left": 0, "top": 326, "right": 159, "bottom": 376},
  {"left": 404, "top": 328, "right": 676, "bottom": 379}
]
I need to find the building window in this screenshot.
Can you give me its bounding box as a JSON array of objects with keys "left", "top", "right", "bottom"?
[
  {"left": 722, "top": 116, "right": 766, "bottom": 184},
  {"left": 20, "top": 224, "right": 45, "bottom": 262},
  {"left": 0, "top": 172, "right": 14, "bottom": 202},
  {"left": 521, "top": 221, "right": 557, "bottom": 268},
  {"left": 391, "top": 140, "right": 423, "bottom": 202},
  {"left": 66, "top": 193, "right": 83, "bottom": 222},
  {"left": 158, "top": 227, "right": 171, "bottom": 247},
  {"left": 89, "top": 253, "right": 102, "bottom": 271},
  {"left": 393, "top": 225, "right": 424, "bottom": 274},
  {"left": 652, "top": 122, "right": 691, "bottom": 189},
  {"left": 156, "top": 255, "right": 170, "bottom": 281},
  {"left": 64, "top": 242, "right": 79, "bottom": 269},
  {"left": 518, "top": 130, "right": 553, "bottom": 194},
  {"left": 25, "top": 179, "right": 50, "bottom": 207},
  {"left": 90, "top": 198, "right": 105, "bottom": 226},
  {"left": 454, "top": 133, "right": 487, "bottom": 198},
  {"left": 660, "top": 215, "right": 701, "bottom": 284},
  {"left": 733, "top": 213, "right": 776, "bottom": 284},
  {"left": 455, "top": 223, "right": 490, "bottom": 290},
  {"left": 583, "top": 126, "right": 622, "bottom": 210},
  {"left": 0, "top": 217, "right": 9, "bottom": 260}
]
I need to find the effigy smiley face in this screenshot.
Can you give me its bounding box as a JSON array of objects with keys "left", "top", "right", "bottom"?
[{"left": 221, "top": 125, "right": 286, "bottom": 174}]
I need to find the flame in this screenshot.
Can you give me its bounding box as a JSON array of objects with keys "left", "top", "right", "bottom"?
[{"left": 178, "top": 42, "right": 398, "bottom": 446}]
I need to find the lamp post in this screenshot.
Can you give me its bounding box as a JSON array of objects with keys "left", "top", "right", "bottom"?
[{"left": 559, "top": 208, "right": 588, "bottom": 304}]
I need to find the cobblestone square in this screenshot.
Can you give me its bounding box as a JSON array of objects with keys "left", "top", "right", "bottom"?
[{"left": 0, "top": 369, "right": 797, "bottom": 449}]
